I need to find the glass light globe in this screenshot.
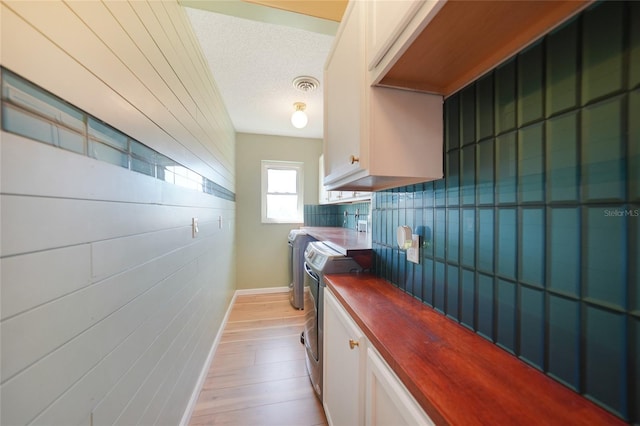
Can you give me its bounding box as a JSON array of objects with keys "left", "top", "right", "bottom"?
[{"left": 291, "top": 110, "right": 308, "bottom": 129}]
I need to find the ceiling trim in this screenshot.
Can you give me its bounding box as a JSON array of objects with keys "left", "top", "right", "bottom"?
[
  {"left": 179, "top": 0, "right": 339, "bottom": 35},
  {"left": 242, "top": 0, "right": 346, "bottom": 22}
]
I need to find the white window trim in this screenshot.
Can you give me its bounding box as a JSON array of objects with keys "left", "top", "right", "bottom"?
[{"left": 261, "top": 160, "right": 304, "bottom": 224}]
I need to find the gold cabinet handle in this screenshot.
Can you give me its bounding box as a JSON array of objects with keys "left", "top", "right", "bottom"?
[
  {"left": 349, "top": 155, "right": 359, "bottom": 164},
  {"left": 349, "top": 339, "right": 359, "bottom": 350}
]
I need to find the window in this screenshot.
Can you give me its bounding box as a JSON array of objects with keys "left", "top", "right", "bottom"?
[
  {"left": 261, "top": 160, "right": 304, "bottom": 224},
  {"left": 0, "top": 67, "right": 235, "bottom": 202}
]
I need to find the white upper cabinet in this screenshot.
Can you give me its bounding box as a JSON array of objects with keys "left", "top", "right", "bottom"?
[
  {"left": 367, "top": 0, "right": 446, "bottom": 85},
  {"left": 323, "top": 0, "right": 365, "bottom": 190},
  {"left": 319, "top": 155, "right": 371, "bottom": 204},
  {"left": 323, "top": 0, "right": 444, "bottom": 192},
  {"left": 319, "top": 154, "right": 330, "bottom": 204}
]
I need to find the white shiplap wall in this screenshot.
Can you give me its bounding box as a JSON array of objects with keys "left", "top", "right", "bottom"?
[{"left": 0, "top": 1, "right": 236, "bottom": 425}]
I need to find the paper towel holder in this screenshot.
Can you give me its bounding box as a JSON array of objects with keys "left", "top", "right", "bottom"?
[
  {"left": 397, "top": 225, "right": 420, "bottom": 264},
  {"left": 397, "top": 225, "right": 412, "bottom": 250}
]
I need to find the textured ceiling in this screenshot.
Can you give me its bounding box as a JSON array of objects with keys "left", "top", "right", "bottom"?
[{"left": 184, "top": 2, "right": 337, "bottom": 139}]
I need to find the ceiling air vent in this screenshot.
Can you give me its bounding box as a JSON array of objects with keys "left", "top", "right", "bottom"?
[{"left": 292, "top": 76, "right": 319, "bottom": 93}]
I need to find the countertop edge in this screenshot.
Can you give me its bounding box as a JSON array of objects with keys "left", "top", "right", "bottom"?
[{"left": 300, "top": 226, "right": 372, "bottom": 252}]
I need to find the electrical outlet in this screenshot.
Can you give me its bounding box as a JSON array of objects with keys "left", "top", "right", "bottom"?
[{"left": 407, "top": 234, "right": 420, "bottom": 264}]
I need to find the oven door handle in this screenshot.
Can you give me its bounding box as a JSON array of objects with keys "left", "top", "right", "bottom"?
[{"left": 304, "top": 262, "right": 319, "bottom": 281}]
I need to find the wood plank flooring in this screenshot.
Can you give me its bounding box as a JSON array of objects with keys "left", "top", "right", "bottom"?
[{"left": 189, "top": 292, "right": 327, "bottom": 426}]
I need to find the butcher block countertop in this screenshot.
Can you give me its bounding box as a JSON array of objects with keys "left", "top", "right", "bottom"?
[
  {"left": 300, "top": 227, "right": 372, "bottom": 269},
  {"left": 324, "top": 273, "right": 624, "bottom": 426}
]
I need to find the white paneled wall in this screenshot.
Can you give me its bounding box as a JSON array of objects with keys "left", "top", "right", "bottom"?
[
  {"left": 1, "top": 0, "right": 235, "bottom": 191},
  {"left": 0, "top": 1, "right": 236, "bottom": 425}
]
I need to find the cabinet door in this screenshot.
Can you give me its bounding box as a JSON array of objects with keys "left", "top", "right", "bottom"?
[
  {"left": 351, "top": 191, "right": 372, "bottom": 201},
  {"left": 328, "top": 191, "right": 344, "bottom": 203},
  {"left": 324, "top": 0, "right": 366, "bottom": 186},
  {"left": 324, "top": 0, "right": 444, "bottom": 191},
  {"left": 367, "top": 0, "right": 426, "bottom": 70},
  {"left": 319, "top": 155, "right": 330, "bottom": 204},
  {"left": 324, "top": 288, "right": 366, "bottom": 426},
  {"left": 366, "top": 347, "right": 434, "bottom": 426}
]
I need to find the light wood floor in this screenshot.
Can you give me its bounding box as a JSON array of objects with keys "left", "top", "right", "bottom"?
[{"left": 189, "top": 292, "right": 327, "bottom": 426}]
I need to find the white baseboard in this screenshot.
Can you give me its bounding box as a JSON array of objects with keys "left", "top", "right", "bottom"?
[
  {"left": 179, "top": 285, "right": 289, "bottom": 425},
  {"left": 179, "top": 290, "right": 238, "bottom": 426},
  {"left": 235, "top": 286, "right": 289, "bottom": 295}
]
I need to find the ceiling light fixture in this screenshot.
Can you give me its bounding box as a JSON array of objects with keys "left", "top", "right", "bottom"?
[
  {"left": 290, "top": 76, "right": 318, "bottom": 129},
  {"left": 291, "top": 102, "right": 308, "bottom": 129}
]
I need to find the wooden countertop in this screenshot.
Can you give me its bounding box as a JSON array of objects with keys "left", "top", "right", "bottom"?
[{"left": 325, "top": 273, "right": 624, "bottom": 426}]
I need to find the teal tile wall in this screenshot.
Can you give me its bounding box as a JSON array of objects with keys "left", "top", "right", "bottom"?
[
  {"left": 371, "top": 2, "right": 639, "bottom": 422},
  {"left": 303, "top": 202, "right": 370, "bottom": 228},
  {"left": 338, "top": 202, "right": 370, "bottom": 229},
  {"left": 303, "top": 204, "right": 340, "bottom": 226}
]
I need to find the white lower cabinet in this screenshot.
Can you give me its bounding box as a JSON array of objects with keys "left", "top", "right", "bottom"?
[
  {"left": 366, "top": 348, "right": 434, "bottom": 426},
  {"left": 323, "top": 287, "right": 434, "bottom": 426},
  {"left": 323, "top": 287, "right": 366, "bottom": 426}
]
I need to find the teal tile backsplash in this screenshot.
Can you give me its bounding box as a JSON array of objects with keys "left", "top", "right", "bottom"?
[
  {"left": 303, "top": 202, "right": 370, "bottom": 229},
  {"left": 371, "top": 2, "right": 639, "bottom": 422}
]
